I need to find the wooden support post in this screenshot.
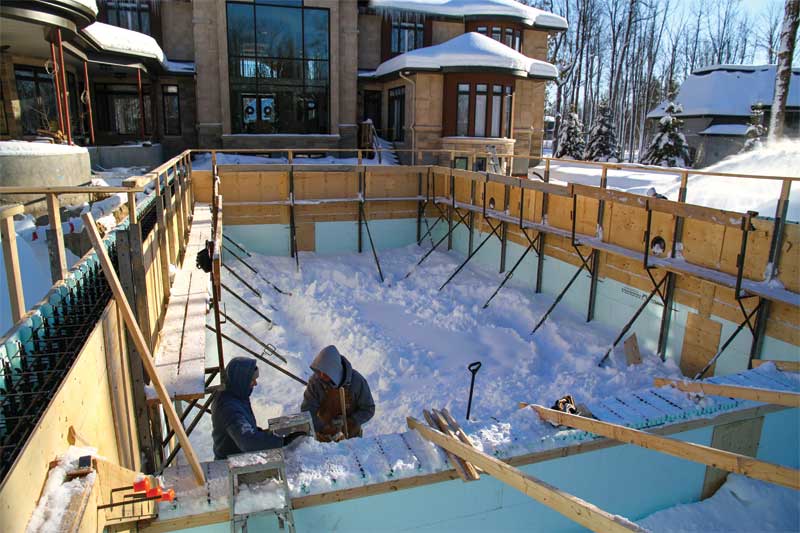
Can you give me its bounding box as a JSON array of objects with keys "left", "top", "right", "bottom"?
[
  {"left": 447, "top": 169, "right": 454, "bottom": 250},
  {"left": 468, "top": 180, "right": 476, "bottom": 255},
  {"left": 623, "top": 334, "right": 642, "bottom": 366},
  {"left": 174, "top": 164, "right": 187, "bottom": 259},
  {"left": 45, "top": 193, "right": 67, "bottom": 283},
  {"left": 211, "top": 194, "right": 225, "bottom": 381},
  {"left": 163, "top": 171, "right": 179, "bottom": 261},
  {"left": 81, "top": 212, "right": 205, "bottom": 485},
  {"left": 422, "top": 411, "right": 471, "bottom": 482},
  {"left": 499, "top": 184, "right": 509, "bottom": 273},
  {"left": 155, "top": 175, "right": 172, "bottom": 303},
  {"left": 1, "top": 204, "right": 25, "bottom": 323},
  {"left": 530, "top": 405, "right": 798, "bottom": 491},
  {"left": 654, "top": 378, "right": 800, "bottom": 408},
  {"left": 408, "top": 417, "right": 645, "bottom": 533}
]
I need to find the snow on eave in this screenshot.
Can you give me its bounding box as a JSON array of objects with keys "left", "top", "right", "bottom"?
[
  {"left": 82, "top": 22, "right": 165, "bottom": 63},
  {"left": 699, "top": 124, "right": 750, "bottom": 136},
  {"left": 371, "top": 32, "right": 558, "bottom": 80},
  {"left": 369, "top": 0, "right": 567, "bottom": 31}
]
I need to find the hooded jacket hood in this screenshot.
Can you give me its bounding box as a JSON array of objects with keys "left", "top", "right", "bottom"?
[
  {"left": 226, "top": 357, "right": 258, "bottom": 401},
  {"left": 310, "top": 345, "right": 344, "bottom": 387}
]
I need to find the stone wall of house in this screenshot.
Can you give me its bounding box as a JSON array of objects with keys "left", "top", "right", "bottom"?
[
  {"left": 161, "top": 0, "right": 194, "bottom": 61},
  {"left": 358, "top": 14, "right": 382, "bottom": 71}
]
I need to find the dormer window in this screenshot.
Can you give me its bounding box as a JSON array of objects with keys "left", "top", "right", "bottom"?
[
  {"left": 468, "top": 21, "right": 523, "bottom": 52},
  {"left": 391, "top": 21, "right": 424, "bottom": 54}
]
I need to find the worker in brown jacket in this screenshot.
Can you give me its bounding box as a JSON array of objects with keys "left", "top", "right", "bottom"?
[{"left": 301, "top": 345, "right": 375, "bottom": 442}]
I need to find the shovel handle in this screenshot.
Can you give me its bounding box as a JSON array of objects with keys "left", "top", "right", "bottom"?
[{"left": 468, "top": 361, "right": 482, "bottom": 374}]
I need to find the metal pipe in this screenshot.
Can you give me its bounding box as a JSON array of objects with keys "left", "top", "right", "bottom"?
[
  {"left": 56, "top": 30, "right": 72, "bottom": 144},
  {"left": 83, "top": 61, "right": 95, "bottom": 144},
  {"left": 49, "top": 43, "right": 65, "bottom": 134},
  {"left": 530, "top": 263, "right": 586, "bottom": 335},
  {"left": 208, "top": 325, "right": 306, "bottom": 385},
  {"left": 439, "top": 219, "right": 502, "bottom": 292},
  {"left": 221, "top": 282, "right": 273, "bottom": 325},
  {"left": 137, "top": 68, "right": 145, "bottom": 139}
]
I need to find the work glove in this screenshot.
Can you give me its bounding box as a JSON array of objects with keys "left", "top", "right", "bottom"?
[
  {"left": 196, "top": 243, "right": 212, "bottom": 273},
  {"left": 331, "top": 431, "right": 345, "bottom": 443},
  {"left": 283, "top": 431, "right": 307, "bottom": 446}
]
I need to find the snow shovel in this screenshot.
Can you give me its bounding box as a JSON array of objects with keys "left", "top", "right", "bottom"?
[{"left": 465, "top": 361, "right": 481, "bottom": 421}]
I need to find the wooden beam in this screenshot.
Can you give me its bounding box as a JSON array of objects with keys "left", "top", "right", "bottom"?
[
  {"left": 653, "top": 378, "right": 800, "bottom": 408},
  {"left": 423, "top": 410, "right": 471, "bottom": 482},
  {"left": 647, "top": 197, "right": 755, "bottom": 229},
  {"left": 569, "top": 183, "right": 649, "bottom": 208},
  {"left": 751, "top": 360, "right": 800, "bottom": 372},
  {"left": 530, "top": 405, "right": 799, "bottom": 490},
  {"left": 430, "top": 409, "right": 480, "bottom": 480},
  {"left": 53, "top": 470, "right": 96, "bottom": 533},
  {"left": 81, "top": 212, "right": 205, "bottom": 486},
  {"left": 0, "top": 186, "right": 144, "bottom": 194},
  {"left": 407, "top": 417, "right": 646, "bottom": 533},
  {"left": 1, "top": 207, "right": 25, "bottom": 323}
]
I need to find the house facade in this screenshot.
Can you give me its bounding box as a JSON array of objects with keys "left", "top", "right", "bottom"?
[
  {"left": 647, "top": 65, "right": 800, "bottom": 166},
  {"left": 0, "top": 0, "right": 565, "bottom": 173}
]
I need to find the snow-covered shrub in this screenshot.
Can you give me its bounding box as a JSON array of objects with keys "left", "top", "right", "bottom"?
[
  {"left": 640, "top": 102, "right": 691, "bottom": 167},
  {"left": 584, "top": 102, "right": 619, "bottom": 162},
  {"left": 740, "top": 123, "right": 766, "bottom": 153},
  {"left": 555, "top": 111, "right": 585, "bottom": 160}
]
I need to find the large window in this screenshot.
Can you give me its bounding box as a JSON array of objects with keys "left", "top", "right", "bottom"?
[
  {"left": 162, "top": 85, "right": 181, "bottom": 136},
  {"left": 101, "top": 0, "right": 151, "bottom": 35},
  {"left": 227, "top": 0, "right": 329, "bottom": 134},
  {"left": 15, "top": 66, "right": 78, "bottom": 136},
  {"left": 94, "top": 83, "right": 152, "bottom": 136},
  {"left": 388, "top": 86, "right": 405, "bottom": 142},
  {"left": 448, "top": 78, "right": 513, "bottom": 138}
]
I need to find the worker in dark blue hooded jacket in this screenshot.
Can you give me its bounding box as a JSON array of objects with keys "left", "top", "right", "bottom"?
[{"left": 212, "top": 357, "right": 305, "bottom": 459}]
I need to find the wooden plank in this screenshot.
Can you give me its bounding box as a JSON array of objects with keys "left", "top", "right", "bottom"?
[
  {"left": 701, "top": 417, "right": 764, "bottom": 499},
  {"left": 408, "top": 416, "right": 646, "bottom": 533},
  {"left": 623, "top": 334, "right": 642, "bottom": 366},
  {"left": 94, "top": 457, "right": 156, "bottom": 525},
  {"left": 531, "top": 405, "right": 799, "bottom": 490},
  {"left": 647, "top": 197, "right": 754, "bottom": 229},
  {"left": 0, "top": 211, "right": 25, "bottom": 323},
  {"left": 53, "top": 470, "right": 96, "bottom": 533},
  {"left": 45, "top": 193, "right": 68, "bottom": 283},
  {"left": 570, "top": 183, "right": 649, "bottom": 209},
  {"left": 752, "top": 360, "right": 800, "bottom": 372},
  {"left": 430, "top": 409, "right": 480, "bottom": 480},
  {"left": 679, "top": 313, "right": 722, "bottom": 378},
  {"left": 423, "top": 410, "right": 471, "bottom": 482},
  {"left": 0, "top": 203, "right": 24, "bottom": 219},
  {"left": 653, "top": 378, "right": 800, "bottom": 408},
  {"left": 81, "top": 212, "right": 205, "bottom": 486},
  {"left": 0, "top": 186, "right": 144, "bottom": 194}
]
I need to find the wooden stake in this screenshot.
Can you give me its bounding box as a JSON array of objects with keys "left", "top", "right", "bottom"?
[
  {"left": 45, "top": 193, "right": 67, "bottom": 283},
  {"left": 1, "top": 204, "right": 25, "bottom": 323},
  {"left": 530, "top": 405, "right": 799, "bottom": 490},
  {"left": 623, "top": 334, "right": 642, "bottom": 366},
  {"left": 654, "top": 378, "right": 800, "bottom": 408},
  {"left": 81, "top": 212, "right": 205, "bottom": 485},
  {"left": 408, "top": 417, "right": 645, "bottom": 533}
]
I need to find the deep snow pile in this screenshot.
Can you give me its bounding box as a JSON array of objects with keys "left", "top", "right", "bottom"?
[
  {"left": 639, "top": 474, "right": 800, "bottom": 532},
  {"left": 535, "top": 139, "right": 800, "bottom": 221},
  {"left": 185, "top": 245, "right": 682, "bottom": 463}
]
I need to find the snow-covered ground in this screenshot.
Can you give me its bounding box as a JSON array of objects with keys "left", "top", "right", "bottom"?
[
  {"left": 536, "top": 140, "right": 800, "bottom": 221},
  {"left": 187, "top": 244, "right": 683, "bottom": 463},
  {"left": 639, "top": 474, "right": 799, "bottom": 532}
]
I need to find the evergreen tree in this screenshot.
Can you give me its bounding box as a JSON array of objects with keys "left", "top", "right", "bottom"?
[
  {"left": 583, "top": 102, "right": 619, "bottom": 162},
  {"left": 554, "top": 111, "right": 585, "bottom": 160},
  {"left": 640, "top": 102, "right": 691, "bottom": 167},
  {"left": 741, "top": 123, "right": 766, "bottom": 153}
]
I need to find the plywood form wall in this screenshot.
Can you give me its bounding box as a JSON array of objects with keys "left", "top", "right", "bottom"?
[
  {"left": 0, "top": 301, "right": 139, "bottom": 532},
  {"left": 193, "top": 166, "right": 799, "bottom": 372}
]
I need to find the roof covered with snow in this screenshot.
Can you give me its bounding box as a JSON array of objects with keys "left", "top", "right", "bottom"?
[
  {"left": 370, "top": 0, "right": 567, "bottom": 30},
  {"left": 648, "top": 64, "right": 800, "bottom": 118},
  {"left": 699, "top": 124, "right": 750, "bottom": 136},
  {"left": 370, "top": 32, "right": 558, "bottom": 79},
  {"left": 82, "top": 21, "right": 165, "bottom": 63}
]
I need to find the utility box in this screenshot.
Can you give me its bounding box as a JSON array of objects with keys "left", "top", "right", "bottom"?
[
  {"left": 268, "top": 411, "right": 314, "bottom": 440},
  {"left": 228, "top": 449, "right": 294, "bottom": 533}
]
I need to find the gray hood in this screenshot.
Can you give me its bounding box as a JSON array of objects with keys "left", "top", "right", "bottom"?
[{"left": 310, "top": 345, "right": 344, "bottom": 386}]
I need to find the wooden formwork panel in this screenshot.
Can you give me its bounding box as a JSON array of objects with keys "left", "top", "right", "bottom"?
[
  {"left": 296, "top": 203, "right": 359, "bottom": 223},
  {"left": 224, "top": 205, "right": 289, "bottom": 225},
  {"left": 546, "top": 195, "right": 573, "bottom": 232},
  {"left": 219, "top": 170, "right": 288, "bottom": 203},
  {"left": 453, "top": 175, "right": 472, "bottom": 204},
  {"left": 365, "top": 168, "right": 420, "bottom": 198},
  {"left": 296, "top": 222, "right": 315, "bottom": 252},
  {"left": 294, "top": 171, "right": 358, "bottom": 200},
  {"left": 680, "top": 219, "right": 727, "bottom": 270},
  {"left": 717, "top": 224, "right": 772, "bottom": 280},
  {"left": 142, "top": 230, "right": 165, "bottom": 343},
  {"left": 192, "top": 170, "right": 213, "bottom": 203},
  {"left": 432, "top": 170, "right": 450, "bottom": 197},
  {"left": 765, "top": 302, "right": 800, "bottom": 346},
  {"left": 365, "top": 200, "right": 419, "bottom": 220},
  {"left": 680, "top": 313, "right": 723, "bottom": 377}
]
